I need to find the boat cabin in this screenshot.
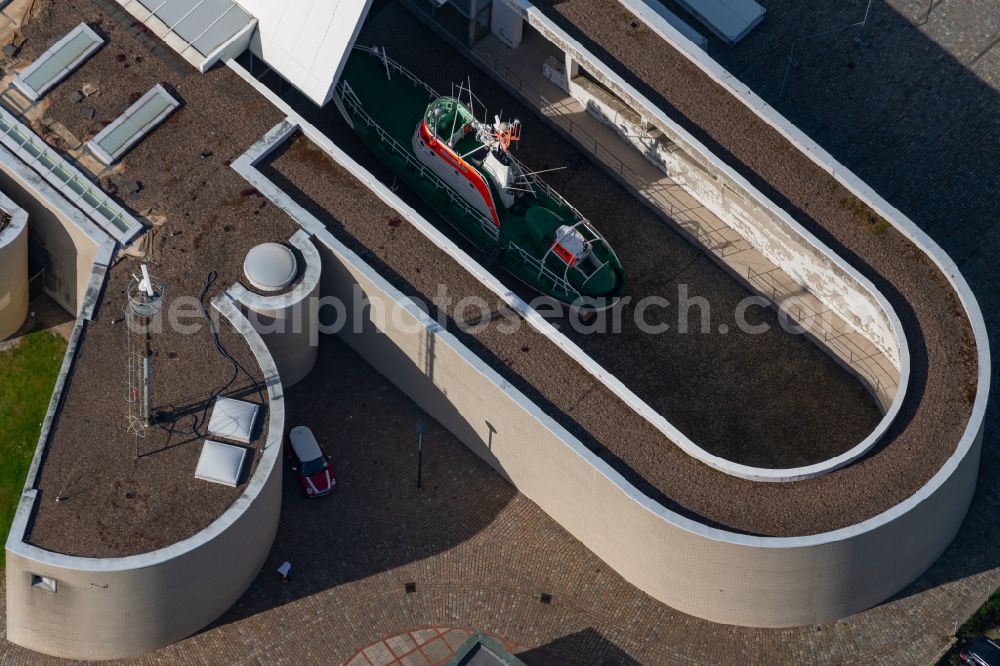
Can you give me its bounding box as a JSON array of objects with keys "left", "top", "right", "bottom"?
[{"left": 424, "top": 97, "right": 478, "bottom": 152}]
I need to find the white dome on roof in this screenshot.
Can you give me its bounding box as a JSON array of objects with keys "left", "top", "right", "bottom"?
[{"left": 243, "top": 242, "right": 297, "bottom": 292}]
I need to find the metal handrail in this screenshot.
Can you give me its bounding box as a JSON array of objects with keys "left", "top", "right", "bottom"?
[
  {"left": 352, "top": 45, "right": 439, "bottom": 99},
  {"left": 473, "top": 47, "right": 896, "bottom": 394},
  {"left": 508, "top": 240, "right": 581, "bottom": 300},
  {"left": 746, "top": 265, "right": 895, "bottom": 394}
]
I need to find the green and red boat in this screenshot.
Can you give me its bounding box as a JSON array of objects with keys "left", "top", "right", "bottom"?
[{"left": 335, "top": 45, "right": 625, "bottom": 311}]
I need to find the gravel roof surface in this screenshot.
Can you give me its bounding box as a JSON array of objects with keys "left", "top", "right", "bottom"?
[
  {"left": 525, "top": 0, "right": 977, "bottom": 509},
  {"left": 255, "top": 4, "right": 975, "bottom": 537},
  {"left": 17, "top": 0, "right": 297, "bottom": 556},
  {"left": 359, "top": 11, "right": 882, "bottom": 471},
  {"left": 0, "top": 328, "right": 985, "bottom": 666},
  {"left": 13, "top": 0, "right": 977, "bottom": 548}
]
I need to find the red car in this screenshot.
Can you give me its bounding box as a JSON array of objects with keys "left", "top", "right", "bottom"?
[{"left": 287, "top": 426, "right": 336, "bottom": 497}]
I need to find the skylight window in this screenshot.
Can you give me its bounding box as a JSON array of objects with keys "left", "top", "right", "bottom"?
[
  {"left": 13, "top": 23, "right": 104, "bottom": 101},
  {"left": 86, "top": 84, "right": 180, "bottom": 164},
  {"left": 0, "top": 106, "right": 144, "bottom": 243},
  {"left": 207, "top": 397, "right": 260, "bottom": 444},
  {"left": 194, "top": 440, "right": 249, "bottom": 487}
]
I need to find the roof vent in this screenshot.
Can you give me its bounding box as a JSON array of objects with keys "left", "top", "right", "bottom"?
[
  {"left": 207, "top": 397, "right": 259, "bottom": 444},
  {"left": 243, "top": 242, "right": 297, "bottom": 292},
  {"left": 194, "top": 440, "right": 248, "bottom": 487}
]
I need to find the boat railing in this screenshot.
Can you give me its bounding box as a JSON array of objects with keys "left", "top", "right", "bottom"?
[
  {"left": 555, "top": 220, "right": 614, "bottom": 288},
  {"left": 508, "top": 152, "right": 580, "bottom": 217},
  {"left": 338, "top": 80, "right": 499, "bottom": 244},
  {"left": 507, "top": 240, "right": 582, "bottom": 302},
  {"left": 508, "top": 152, "right": 624, "bottom": 274},
  {"left": 352, "top": 45, "right": 439, "bottom": 99}
]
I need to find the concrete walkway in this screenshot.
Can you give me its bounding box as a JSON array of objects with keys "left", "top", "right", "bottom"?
[{"left": 471, "top": 31, "right": 899, "bottom": 407}]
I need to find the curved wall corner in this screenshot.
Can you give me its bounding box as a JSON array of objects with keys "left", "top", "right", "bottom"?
[
  {"left": 229, "top": 78, "right": 989, "bottom": 628},
  {"left": 0, "top": 192, "right": 29, "bottom": 340},
  {"left": 0, "top": 144, "right": 105, "bottom": 317},
  {"left": 4, "top": 294, "right": 284, "bottom": 660},
  {"left": 582, "top": 414, "right": 985, "bottom": 628},
  {"left": 306, "top": 200, "right": 988, "bottom": 628},
  {"left": 232, "top": 229, "right": 321, "bottom": 389}
]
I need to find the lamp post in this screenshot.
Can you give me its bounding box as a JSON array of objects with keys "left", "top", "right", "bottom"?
[{"left": 415, "top": 419, "right": 429, "bottom": 489}]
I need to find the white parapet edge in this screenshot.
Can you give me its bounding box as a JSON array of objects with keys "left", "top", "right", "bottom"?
[
  {"left": 609, "top": 0, "right": 990, "bottom": 471},
  {"left": 13, "top": 22, "right": 104, "bottom": 101},
  {"left": 227, "top": 58, "right": 909, "bottom": 483},
  {"left": 0, "top": 105, "right": 144, "bottom": 244},
  {"left": 230, "top": 115, "right": 985, "bottom": 564},
  {"left": 369, "top": 0, "right": 989, "bottom": 548},
  {"left": 5, "top": 287, "right": 284, "bottom": 573},
  {"left": 492, "top": 0, "right": 908, "bottom": 363},
  {"left": 229, "top": 228, "right": 322, "bottom": 313}
]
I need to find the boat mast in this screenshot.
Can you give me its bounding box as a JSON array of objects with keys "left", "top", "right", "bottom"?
[{"left": 448, "top": 95, "right": 460, "bottom": 145}]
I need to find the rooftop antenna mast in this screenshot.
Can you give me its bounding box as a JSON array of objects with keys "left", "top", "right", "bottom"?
[{"left": 125, "top": 264, "right": 165, "bottom": 453}]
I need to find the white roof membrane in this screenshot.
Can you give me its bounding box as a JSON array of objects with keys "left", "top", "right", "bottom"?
[
  {"left": 115, "top": 0, "right": 373, "bottom": 105},
  {"left": 236, "top": 0, "right": 375, "bottom": 106}
]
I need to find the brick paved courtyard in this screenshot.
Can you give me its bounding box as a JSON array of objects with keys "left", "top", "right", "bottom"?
[
  {"left": 0, "top": 332, "right": 992, "bottom": 666},
  {"left": 343, "top": 627, "right": 546, "bottom": 665},
  {"left": 0, "top": 1, "right": 998, "bottom": 664}
]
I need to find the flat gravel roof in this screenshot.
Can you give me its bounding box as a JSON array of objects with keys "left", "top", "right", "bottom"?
[
  {"left": 258, "top": 4, "right": 975, "bottom": 538},
  {"left": 15, "top": 0, "right": 296, "bottom": 557},
  {"left": 525, "top": 0, "right": 977, "bottom": 526}
]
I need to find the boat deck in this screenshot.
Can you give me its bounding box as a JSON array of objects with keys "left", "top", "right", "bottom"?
[{"left": 344, "top": 49, "right": 620, "bottom": 305}]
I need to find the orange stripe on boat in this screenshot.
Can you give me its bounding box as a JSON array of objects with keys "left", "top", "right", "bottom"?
[{"left": 419, "top": 121, "right": 500, "bottom": 228}]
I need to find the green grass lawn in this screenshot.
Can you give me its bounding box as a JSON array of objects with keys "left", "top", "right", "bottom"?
[{"left": 0, "top": 330, "right": 67, "bottom": 569}]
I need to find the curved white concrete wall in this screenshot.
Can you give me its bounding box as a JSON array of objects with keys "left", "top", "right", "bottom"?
[
  {"left": 232, "top": 229, "right": 321, "bottom": 389},
  {"left": 5, "top": 292, "right": 284, "bottom": 660},
  {"left": 235, "top": 60, "right": 909, "bottom": 482},
  {"left": 0, "top": 193, "right": 28, "bottom": 340},
  {"left": 306, "top": 214, "right": 986, "bottom": 627},
  {"left": 0, "top": 145, "right": 105, "bottom": 317},
  {"left": 231, "top": 73, "right": 988, "bottom": 628}
]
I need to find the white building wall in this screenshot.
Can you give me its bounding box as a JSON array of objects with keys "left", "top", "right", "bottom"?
[
  {"left": 237, "top": 0, "right": 374, "bottom": 106},
  {"left": 5, "top": 294, "right": 285, "bottom": 660},
  {"left": 226, "top": 115, "right": 990, "bottom": 628},
  {"left": 0, "top": 194, "right": 28, "bottom": 341}
]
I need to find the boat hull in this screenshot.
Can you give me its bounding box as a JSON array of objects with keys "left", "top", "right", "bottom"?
[{"left": 336, "top": 47, "right": 625, "bottom": 311}]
